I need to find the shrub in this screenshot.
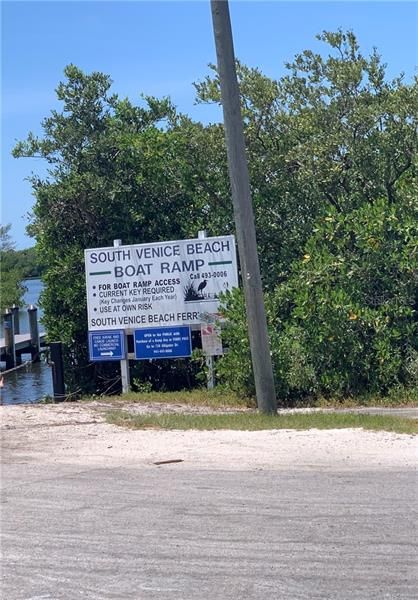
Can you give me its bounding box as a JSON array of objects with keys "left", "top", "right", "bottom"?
[{"left": 218, "top": 195, "right": 418, "bottom": 401}]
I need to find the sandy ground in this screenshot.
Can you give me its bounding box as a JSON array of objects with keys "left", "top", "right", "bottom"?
[{"left": 1, "top": 402, "right": 416, "bottom": 471}]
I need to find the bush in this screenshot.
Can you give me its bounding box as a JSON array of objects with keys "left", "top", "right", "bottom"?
[
  {"left": 215, "top": 288, "right": 254, "bottom": 398},
  {"left": 218, "top": 196, "right": 418, "bottom": 401}
]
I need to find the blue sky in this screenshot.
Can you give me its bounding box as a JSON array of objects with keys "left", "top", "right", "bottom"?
[{"left": 2, "top": 0, "right": 417, "bottom": 249}]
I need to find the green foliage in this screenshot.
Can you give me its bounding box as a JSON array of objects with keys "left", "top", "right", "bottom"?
[
  {"left": 0, "top": 224, "right": 15, "bottom": 252},
  {"left": 0, "top": 224, "right": 27, "bottom": 311},
  {"left": 130, "top": 354, "right": 203, "bottom": 393},
  {"left": 131, "top": 379, "right": 153, "bottom": 394},
  {"left": 285, "top": 197, "right": 416, "bottom": 394},
  {"left": 13, "top": 32, "right": 418, "bottom": 401},
  {"left": 195, "top": 30, "right": 418, "bottom": 286},
  {"left": 215, "top": 288, "right": 254, "bottom": 397},
  {"left": 0, "top": 268, "right": 26, "bottom": 312},
  {"left": 13, "top": 65, "right": 220, "bottom": 393},
  {"left": 219, "top": 193, "right": 418, "bottom": 400},
  {"left": 12, "top": 247, "right": 43, "bottom": 278},
  {"left": 207, "top": 31, "right": 418, "bottom": 401}
]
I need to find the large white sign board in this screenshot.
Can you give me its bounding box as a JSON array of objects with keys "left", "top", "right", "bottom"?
[{"left": 85, "top": 235, "right": 238, "bottom": 331}]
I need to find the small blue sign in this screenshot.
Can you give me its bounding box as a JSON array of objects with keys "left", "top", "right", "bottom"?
[
  {"left": 89, "top": 330, "right": 125, "bottom": 361},
  {"left": 134, "top": 326, "right": 192, "bottom": 360}
]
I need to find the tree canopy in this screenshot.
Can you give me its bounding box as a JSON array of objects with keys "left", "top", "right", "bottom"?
[
  {"left": 13, "top": 31, "right": 418, "bottom": 398},
  {"left": 0, "top": 224, "right": 28, "bottom": 311},
  {"left": 195, "top": 31, "right": 417, "bottom": 286}
]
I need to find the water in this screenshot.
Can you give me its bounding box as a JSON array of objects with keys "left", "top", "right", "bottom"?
[
  {"left": 0, "top": 361, "right": 53, "bottom": 405},
  {"left": 1, "top": 279, "right": 53, "bottom": 405}
]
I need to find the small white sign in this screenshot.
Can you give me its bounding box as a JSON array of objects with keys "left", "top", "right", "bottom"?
[
  {"left": 201, "top": 324, "right": 223, "bottom": 356},
  {"left": 85, "top": 235, "right": 238, "bottom": 331}
]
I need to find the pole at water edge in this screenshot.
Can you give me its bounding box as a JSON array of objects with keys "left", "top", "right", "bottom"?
[
  {"left": 28, "top": 305, "right": 40, "bottom": 362},
  {"left": 114, "top": 239, "right": 130, "bottom": 394},
  {"left": 11, "top": 304, "right": 20, "bottom": 335},
  {"left": 50, "top": 341, "right": 66, "bottom": 402},
  {"left": 3, "top": 309, "right": 16, "bottom": 370},
  {"left": 11, "top": 304, "right": 22, "bottom": 365}
]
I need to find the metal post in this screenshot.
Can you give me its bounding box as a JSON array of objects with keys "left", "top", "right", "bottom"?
[
  {"left": 120, "top": 355, "right": 130, "bottom": 394},
  {"left": 210, "top": 0, "right": 277, "bottom": 412},
  {"left": 28, "top": 305, "right": 40, "bottom": 362},
  {"left": 206, "top": 355, "right": 215, "bottom": 389},
  {"left": 114, "top": 239, "right": 130, "bottom": 393},
  {"left": 50, "top": 341, "right": 66, "bottom": 401},
  {"left": 198, "top": 230, "right": 216, "bottom": 390},
  {"left": 3, "top": 309, "right": 16, "bottom": 369},
  {"left": 11, "top": 304, "right": 20, "bottom": 335}
]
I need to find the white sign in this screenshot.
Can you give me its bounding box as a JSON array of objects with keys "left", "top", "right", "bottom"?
[
  {"left": 201, "top": 324, "right": 223, "bottom": 356},
  {"left": 85, "top": 235, "right": 238, "bottom": 331}
]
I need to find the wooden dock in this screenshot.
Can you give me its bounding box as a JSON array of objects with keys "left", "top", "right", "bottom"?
[
  {"left": 0, "top": 332, "right": 46, "bottom": 354},
  {"left": 0, "top": 332, "right": 46, "bottom": 368},
  {"left": 2, "top": 306, "right": 46, "bottom": 370}
]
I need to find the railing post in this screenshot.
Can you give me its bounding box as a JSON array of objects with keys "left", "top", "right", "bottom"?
[
  {"left": 3, "top": 309, "right": 16, "bottom": 369},
  {"left": 28, "top": 305, "right": 40, "bottom": 363},
  {"left": 11, "top": 304, "right": 22, "bottom": 365},
  {"left": 50, "top": 341, "right": 66, "bottom": 402},
  {"left": 11, "top": 304, "right": 20, "bottom": 335}
]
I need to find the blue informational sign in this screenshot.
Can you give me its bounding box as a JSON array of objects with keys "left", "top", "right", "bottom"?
[
  {"left": 134, "top": 326, "right": 192, "bottom": 360},
  {"left": 89, "top": 330, "right": 125, "bottom": 361}
]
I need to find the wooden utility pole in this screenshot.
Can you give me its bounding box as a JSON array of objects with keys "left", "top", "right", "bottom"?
[{"left": 210, "top": 0, "right": 277, "bottom": 413}]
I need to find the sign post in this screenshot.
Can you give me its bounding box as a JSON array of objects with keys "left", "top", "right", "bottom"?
[
  {"left": 113, "top": 240, "right": 130, "bottom": 393},
  {"left": 198, "top": 230, "right": 222, "bottom": 389},
  {"left": 201, "top": 323, "right": 223, "bottom": 390}
]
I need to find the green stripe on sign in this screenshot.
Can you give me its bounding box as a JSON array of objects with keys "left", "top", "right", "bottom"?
[
  {"left": 90, "top": 271, "right": 112, "bottom": 276},
  {"left": 208, "top": 261, "right": 232, "bottom": 266}
]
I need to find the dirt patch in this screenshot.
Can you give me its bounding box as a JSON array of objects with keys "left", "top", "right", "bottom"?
[{"left": 1, "top": 402, "right": 416, "bottom": 471}]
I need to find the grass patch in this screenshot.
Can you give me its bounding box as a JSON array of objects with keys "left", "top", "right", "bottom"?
[
  {"left": 315, "top": 386, "right": 418, "bottom": 408},
  {"left": 81, "top": 386, "right": 418, "bottom": 409},
  {"left": 105, "top": 410, "right": 418, "bottom": 435},
  {"left": 82, "top": 389, "right": 254, "bottom": 408}
]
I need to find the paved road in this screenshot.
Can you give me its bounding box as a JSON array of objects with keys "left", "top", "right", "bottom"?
[{"left": 2, "top": 461, "right": 417, "bottom": 599}]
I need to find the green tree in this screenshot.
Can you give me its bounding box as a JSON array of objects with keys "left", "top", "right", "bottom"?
[
  {"left": 218, "top": 188, "right": 418, "bottom": 400},
  {"left": 14, "top": 32, "right": 418, "bottom": 399},
  {"left": 13, "top": 66, "right": 223, "bottom": 393},
  {"left": 13, "top": 246, "right": 44, "bottom": 278},
  {"left": 210, "top": 32, "right": 417, "bottom": 399},
  {"left": 0, "top": 224, "right": 27, "bottom": 311},
  {"left": 278, "top": 186, "right": 417, "bottom": 395},
  {"left": 195, "top": 30, "right": 418, "bottom": 286}
]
